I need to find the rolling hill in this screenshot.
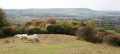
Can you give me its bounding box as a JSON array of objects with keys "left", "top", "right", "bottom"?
[{"left": 3, "top": 8, "right": 120, "bottom": 24}]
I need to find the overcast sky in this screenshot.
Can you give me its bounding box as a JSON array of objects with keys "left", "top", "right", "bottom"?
[{"left": 0, "top": 0, "right": 120, "bottom": 11}]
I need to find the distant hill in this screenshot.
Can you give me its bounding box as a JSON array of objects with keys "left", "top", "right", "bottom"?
[
  {"left": 3, "top": 8, "right": 120, "bottom": 24},
  {"left": 4, "top": 8, "right": 95, "bottom": 17},
  {"left": 4, "top": 8, "right": 94, "bottom": 12}
]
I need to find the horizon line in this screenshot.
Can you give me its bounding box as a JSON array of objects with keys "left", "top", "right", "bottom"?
[{"left": 1, "top": 8, "right": 120, "bottom": 11}]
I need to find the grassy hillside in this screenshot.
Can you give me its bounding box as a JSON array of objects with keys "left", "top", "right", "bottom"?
[{"left": 0, "top": 34, "right": 120, "bottom": 54}]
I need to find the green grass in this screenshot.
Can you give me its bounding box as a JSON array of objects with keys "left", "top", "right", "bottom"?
[
  {"left": 106, "top": 30, "right": 120, "bottom": 35},
  {"left": 106, "top": 30, "right": 115, "bottom": 32},
  {"left": 1, "top": 42, "right": 87, "bottom": 54},
  {"left": 1, "top": 34, "right": 120, "bottom": 54},
  {"left": 0, "top": 34, "right": 84, "bottom": 54}
]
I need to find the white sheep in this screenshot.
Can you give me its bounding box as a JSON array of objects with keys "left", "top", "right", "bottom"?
[
  {"left": 14, "top": 34, "right": 28, "bottom": 40},
  {"left": 24, "top": 34, "right": 40, "bottom": 42}
]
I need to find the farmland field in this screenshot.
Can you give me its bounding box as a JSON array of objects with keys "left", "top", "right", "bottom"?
[
  {"left": 106, "top": 30, "right": 120, "bottom": 35},
  {"left": 0, "top": 34, "right": 120, "bottom": 54},
  {"left": 106, "top": 30, "right": 115, "bottom": 33}
]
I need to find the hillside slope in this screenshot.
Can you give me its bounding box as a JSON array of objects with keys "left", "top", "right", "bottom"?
[{"left": 0, "top": 34, "right": 120, "bottom": 54}]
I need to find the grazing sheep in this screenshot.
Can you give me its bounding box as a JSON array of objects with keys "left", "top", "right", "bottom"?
[
  {"left": 24, "top": 34, "right": 40, "bottom": 42},
  {"left": 14, "top": 34, "right": 28, "bottom": 40},
  {"left": 33, "top": 34, "right": 40, "bottom": 42}
]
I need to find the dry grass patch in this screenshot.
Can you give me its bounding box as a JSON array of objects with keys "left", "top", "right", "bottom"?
[
  {"left": 0, "top": 34, "right": 79, "bottom": 54},
  {"left": 58, "top": 43, "right": 120, "bottom": 54},
  {"left": 0, "top": 34, "right": 120, "bottom": 54}
]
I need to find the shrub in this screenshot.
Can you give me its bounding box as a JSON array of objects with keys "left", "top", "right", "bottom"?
[
  {"left": 94, "top": 32, "right": 107, "bottom": 43},
  {"left": 0, "top": 27, "right": 16, "bottom": 38},
  {"left": 75, "top": 26, "right": 97, "bottom": 42},
  {"left": 84, "top": 20, "right": 96, "bottom": 27},
  {"left": 1, "top": 27, "right": 12, "bottom": 37},
  {"left": 25, "top": 19, "right": 45, "bottom": 27},
  {"left": 71, "top": 21, "right": 80, "bottom": 26},
  {"left": 63, "top": 26, "right": 78, "bottom": 35},
  {"left": 27, "top": 27, "right": 42, "bottom": 34},
  {"left": 47, "top": 24, "right": 65, "bottom": 34},
  {"left": 0, "top": 30, "right": 4, "bottom": 38},
  {"left": 115, "top": 29, "right": 120, "bottom": 33},
  {"left": 80, "top": 22, "right": 86, "bottom": 27},
  {"left": 47, "top": 24, "right": 78, "bottom": 35},
  {"left": 57, "top": 20, "right": 72, "bottom": 26},
  {"left": 95, "top": 27, "right": 105, "bottom": 32},
  {"left": 39, "top": 22, "right": 48, "bottom": 30},
  {"left": 93, "top": 32, "right": 114, "bottom": 43},
  {"left": 10, "top": 29, "right": 16, "bottom": 35},
  {"left": 41, "top": 30, "right": 48, "bottom": 34},
  {"left": 45, "top": 18, "right": 56, "bottom": 24},
  {"left": 16, "top": 27, "right": 27, "bottom": 34},
  {"left": 32, "top": 21, "right": 38, "bottom": 26},
  {"left": 103, "top": 34, "right": 120, "bottom": 46},
  {"left": 25, "top": 21, "right": 32, "bottom": 27}
]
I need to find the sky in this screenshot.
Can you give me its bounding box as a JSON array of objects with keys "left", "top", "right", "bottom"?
[{"left": 0, "top": 0, "right": 120, "bottom": 11}]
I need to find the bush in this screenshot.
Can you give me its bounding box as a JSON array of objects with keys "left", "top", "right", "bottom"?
[
  {"left": 25, "top": 21, "right": 32, "bottom": 27},
  {"left": 95, "top": 27, "right": 105, "bottom": 32},
  {"left": 27, "top": 27, "right": 43, "bottom": 34},
  {"left": 103, "top": 34, "right": 120, "bottom": 46},
  {"left": 71, "top": 21, "right": 80, "bottom": 26},
  {"left": 1, "top": 27, "right": 13, "bottom": 37},
  {"left": 63, "top": 26, "right": 78, "bottom": 35},
  {"left": 25, "top": 19, "right": 45, "bottom": 27},
  {"left": 75, "top": 26, "right": 115, "bottom": 43},
  {"left": 80, "top": 22, "right": 86, "bottom": 27},
  {"left": 47, "top": 24, "right": 65, "bottom": 34},
  {"left": 16, "top": 27, "right": 27, "bottom": 34},
  {"left": 10, "top": 29, "right": 16, "bottom": 35},
  {"left": 84, "top": 20, "right": 96, "bottom": 27},
  {"left": 45, "top": 18, "right": 56, "bottom": 24},
  {"left": 57, "top": 20, "right": 72, "bottom": 26},
  {"left": 94, "top": 31, "right": 114, "bottom": 43},
  {"left": 94, "top": 32, "right": 104, "bottom": 43},
  {"left": 0, "top": 30, "right": 4, "bottom": 38},
  {"left": 115, "top": 29, "right": 120, "bottom": 33},
  {"left": 0, "top": 27, "right": 16, "bottom": 38},
  {"left": 47, "top": 24, "right": 78, "bottom": 35},
  {"left": 75, "top": 26, "right": 97, "bottom": 42}
]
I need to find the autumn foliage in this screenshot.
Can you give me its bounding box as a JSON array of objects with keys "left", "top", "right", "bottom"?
[{"left": 45, "top": 18, "right": 56, "bottom": 24}]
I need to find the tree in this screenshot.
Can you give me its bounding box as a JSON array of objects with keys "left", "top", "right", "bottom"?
[
  {"left": 0, "top": 8, "right": 8, "bottom": 28},
  {"left": 84, "top": 20, "right": 96, "bottom": 27},
  {"left": 75, "top": 26, "right": 97, "bottom": 42},
  {"left": 57, "top": 20, "right": 72, "bottom": 26},
  {"left": 71, "top": 21, "right": 80, "bottom": 26},
  {"left": 80, "top": 22, "right": 86, "bottom": 27},
  {"left": 45, "top": 18, "right": 56, "bottom": 24}
]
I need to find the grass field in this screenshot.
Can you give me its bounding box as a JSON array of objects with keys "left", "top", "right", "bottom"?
[
  {"left": 106, "top": 30, "right": 120, "bottom": 35},
  {"left": 0, "top": 34, "right": 120, "bottom": 54},
  {"left": 106, "top": 30, "right": 115, "bottom": 32}
]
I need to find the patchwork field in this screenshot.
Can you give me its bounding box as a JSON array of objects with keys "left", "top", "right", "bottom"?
[{"left": 0, "top": 34, "right": 120, "bottom": 54}]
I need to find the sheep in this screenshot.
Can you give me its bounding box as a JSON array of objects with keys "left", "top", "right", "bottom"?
[
  {"left": 24, "top": 34, "right": 40, "bottom": 42},
  {"left": 33, "top": 34, "right": 40, "bottom": 42},
  {"left": 14, "top": 34, "right": 21, "bottom": 38},
  {"left": 14, "top": 34, "right": 28, "bottom": 40}
]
